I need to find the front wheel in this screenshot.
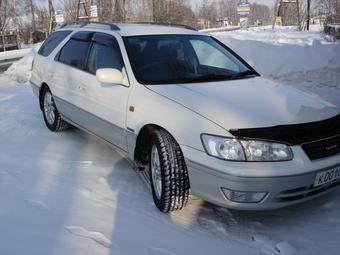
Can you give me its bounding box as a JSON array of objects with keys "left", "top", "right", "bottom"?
[
  {"left": 41, "top": 87, "right": 69, "bottom": 132},
  {"left": 149, "top": 130, "right": 190, "bottom": 212}
]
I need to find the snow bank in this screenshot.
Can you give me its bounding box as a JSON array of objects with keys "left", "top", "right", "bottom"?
[
  {"left": 3, "top": 44, "right": 41, "bottom": 84},
  {"left": 0, "top": 48, "right": 31, "bottom": 61},
  {"left": 216, "top": 25, "right": 327, "bottom": 46},
  {"left": 213, "top": 26, "right": 340, "bottom": 77}
]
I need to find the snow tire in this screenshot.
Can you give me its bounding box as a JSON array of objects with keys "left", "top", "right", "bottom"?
[
  {"left": 41, "top": 87, "right": 69, "bottom": 132},
  {"left": 149, "top": 130, "right": 190, "bottom": 212}
]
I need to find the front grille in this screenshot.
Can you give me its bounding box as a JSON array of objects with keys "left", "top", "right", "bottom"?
[
  {"left": 275, "top": 180, "right": 340, "bottom": 203},
  {"left": 302, "top": 135, "right": 340, "bottom": 160}
]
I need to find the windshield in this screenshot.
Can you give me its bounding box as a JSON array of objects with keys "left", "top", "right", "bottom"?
[{"left": 124, "top": 35, "right": 257, "bottom": 85}]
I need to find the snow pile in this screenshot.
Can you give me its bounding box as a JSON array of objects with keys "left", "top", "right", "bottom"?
[
  {"left": 4, "top": 44, "right": 41, "bottom": 83},
  {"left": 214, "top": 26, "right": 340, "bottom": 78},
  {"left": 0, "top": 48, "right": 31, "bottom": 61},
  {"left": 217, "top": 25, "right": 327, "bottom": 46},
  {"left": 211, "top": 26, "right": 340, "bottom": 100}
]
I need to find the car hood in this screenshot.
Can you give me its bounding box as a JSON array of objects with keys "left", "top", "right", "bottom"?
[{"left": 145, "top": 77, "right": 340, "bottom": 130}]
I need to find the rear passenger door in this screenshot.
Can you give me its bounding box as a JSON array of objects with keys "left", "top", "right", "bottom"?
[
  {"left": 31, "top": 30, "right": 72, "bottom": 88},
  {"left": 52, "top": 31, "right": 93, "bottom": 128}
]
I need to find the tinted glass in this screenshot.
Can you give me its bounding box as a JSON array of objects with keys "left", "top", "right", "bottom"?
[
  {"left": 86, "top": 39, "right": 124, "bottom": 74},
  {"left": 58, "top": 39, "right": 91, "bottom": 69},
  {"left": 38, "top": 30, "right": 71, "bottom": 57},
  {"left": 191, "top": 40, "right": 240, "bottom": 71},
  {"left": 125, "top": 35, "right": 253, "bottom": 85}
]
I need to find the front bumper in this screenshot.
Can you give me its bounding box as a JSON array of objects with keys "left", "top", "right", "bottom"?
[{"left": 182, "top": 146, "right": 340, "bottom": 210}]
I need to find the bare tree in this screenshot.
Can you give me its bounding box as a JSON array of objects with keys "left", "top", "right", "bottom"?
[
  {"left": 314, "top": 0, "right": 340, "bottom": 23},
  {"left": 198, "top": 0, "right": 217, "bottom": 28},
  {"left": 97, "top": 0, "right": 114, "bottom": 21},
  {"left": 0, "top": 0, "right": 13, "bottom": 31},
  {"left": 35, "top": 4, "right": 50, "bottom": 30},
  {"left": 61, "top": 0, "right": 78, "bottom": 23},
  {"left": 248, "top": 3, "right": 272, "bottom": 25},
  {"left": 113, "top": 0, "right": 124, "bottom": 22},
  {"left": 24, "top": 0, "right": 36, "bottom": 31}
]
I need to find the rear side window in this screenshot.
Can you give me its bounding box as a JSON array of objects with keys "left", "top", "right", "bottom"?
[
  {"left": 86, "top": 36, "right": 124, "bottom": 74},
  {"left": 38, "top": 30, "right": 71, "bottom": 57},
  {"left": 58, "top": 39, "right": 91, "bottom": 69}
]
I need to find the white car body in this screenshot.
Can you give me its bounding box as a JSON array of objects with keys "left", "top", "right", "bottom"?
[{"left": 30, "top": 23, "right": 340, "bottom": 210}]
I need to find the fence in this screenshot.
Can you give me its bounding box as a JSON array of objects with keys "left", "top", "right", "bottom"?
[{"left": 0, "top": 32, "right": 21, "bottom": 52}]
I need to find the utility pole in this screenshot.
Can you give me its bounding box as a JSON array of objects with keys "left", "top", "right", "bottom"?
[
  {"left": 306, "top": 0, "right": 311, "bottom": 31},
  {"left": 122, "top": 0, "right": 126, "bottom": 23},
  {"left": 77, "top": 0, "right": 90, "bottom": 21},
  {"left": 296, "top": 0, "right": 302, "bottom": 31},
  {"left": 29, "top": 0, "right": 36, "bottom": 32},
  {"left": 13, "top": 0, "right": 21, "bottom": 49},
  {"left": 152, "top": 0, "right": 157, "bottom": 22},
  {"left": 272, "top": 0, "right": 282, "bottom": 30},
  {"left": 48, "top": 0, "right": 55, "bottom": 34}
]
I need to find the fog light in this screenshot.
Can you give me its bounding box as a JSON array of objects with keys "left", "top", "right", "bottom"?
[{"left": 222, "top": 188, "right": 267, "bottom": 203}]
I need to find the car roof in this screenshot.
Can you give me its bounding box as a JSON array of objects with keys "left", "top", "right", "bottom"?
[
  {"left": 58, "top": 22, "right": 201, "bottom": 37},
  {"left": 116, "top": 24, "right": 200, "bottom": 36}
]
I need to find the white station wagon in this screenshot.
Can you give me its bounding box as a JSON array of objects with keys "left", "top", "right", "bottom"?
[{"left": 30, "top": 22, "right": 340, "bottom": 212}]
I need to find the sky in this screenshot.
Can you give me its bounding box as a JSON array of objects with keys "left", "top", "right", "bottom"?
[{"left": 189, "top": 0, "right": 276, "bottom": 7}]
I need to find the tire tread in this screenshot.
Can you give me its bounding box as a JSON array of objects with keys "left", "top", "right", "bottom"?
[{"left": 151, "top": 130, "right": 190, "bottom": 212}]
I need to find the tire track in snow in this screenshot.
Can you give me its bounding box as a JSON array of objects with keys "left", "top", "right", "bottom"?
[
  {"left": 66, "top": 226, "right": 113, "bottom": 248},
  {"left": 147, "top": 246, "right": 175, "bottom": 255}
]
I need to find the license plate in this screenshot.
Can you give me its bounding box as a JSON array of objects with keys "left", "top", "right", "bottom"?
[{"left": 314, "top": 166, "right": 340, "bottom": 187}]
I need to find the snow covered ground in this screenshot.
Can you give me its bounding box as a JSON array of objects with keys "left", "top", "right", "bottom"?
[
  {"left": 0, "top": 48, "right": 31, "bottom": 62},
  {"left": 0, "top": 26, "right": 340, "bottom": 255},
  {"left": 214, "top": 25, "right": 340, "bottom": 105}
]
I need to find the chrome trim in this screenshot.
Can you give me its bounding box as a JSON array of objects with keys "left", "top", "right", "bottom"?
[
  {"left": 53, "top": 95, "right": 128, "bottom": 151},
  {"left": 61, "top": 114, "right": 129, "bottom": 154}
]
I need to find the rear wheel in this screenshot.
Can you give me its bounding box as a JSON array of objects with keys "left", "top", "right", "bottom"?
[
  {"left": 41, "top": 87, "right": 69, "bottom": 132},
  {"left": 149, "top": 130, "right": 190, "bottom": 212}
]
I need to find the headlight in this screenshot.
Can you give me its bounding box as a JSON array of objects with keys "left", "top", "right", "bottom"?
[
  {"left": 201, "top": 135, "right": 245, "bottom": 161},
  {"left": 240, "top": 140, "right": 293, "bottom": 161},
  {"left": 201, "top": 134, "right": 293, "bottom": 162}
]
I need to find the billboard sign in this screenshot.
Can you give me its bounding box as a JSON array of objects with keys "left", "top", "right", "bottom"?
[
  {"left": 240, "top": 17, "right": 249, "bottom": 28},
  {"left": 237, "top": 1, "right": 250, "bottom": 16},
  {"left": 90, "top": 5, "right": 98, "bottom": 18},
  {"left": 238, "top": 1, "right": 250, "bottom": 27},
  {"left": 55, "top": 10, "right": 64, "bottom": 24}
]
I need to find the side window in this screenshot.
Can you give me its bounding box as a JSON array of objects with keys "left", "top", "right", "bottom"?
[
  {"left": 58, "top": 39, "right": 91, "bottom": 69},
  {"left": 86, "top": 35, "right": 124, "bottom": 74},
  {"left": 38, "top": 30, "right": 71, "bottom": 57}
]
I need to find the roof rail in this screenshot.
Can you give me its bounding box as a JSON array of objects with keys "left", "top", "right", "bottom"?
[
  {"left": 131, "top": 22, "right": 197, "bottom": 31},
  {"left": 59, "top": 21, "right": 120, "bottom": 31}
]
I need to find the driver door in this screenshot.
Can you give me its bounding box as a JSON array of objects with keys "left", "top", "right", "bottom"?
[{"left": 74, "top": 32, "right": 130, "bottom": 151}]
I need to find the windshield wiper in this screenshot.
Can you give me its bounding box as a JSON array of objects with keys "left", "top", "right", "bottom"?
[
  {"left": 183, "top": 73, "right": 234, "bottom": 83},
  {"left": 231, "top": 70, "right": 259, "bottom": 80}
]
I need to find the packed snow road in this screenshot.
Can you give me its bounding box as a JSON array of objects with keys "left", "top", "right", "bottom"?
[
  {"left": 1, "top": 81, "right": 340, "bottom": 255},
  {"left": 1, "top": 25, "right": 340, "bottom": 255}
]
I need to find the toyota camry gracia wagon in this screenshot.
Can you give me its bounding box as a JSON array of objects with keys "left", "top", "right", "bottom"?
[{"left": 30, "top": 22, "right": 340, "bottom": 212}]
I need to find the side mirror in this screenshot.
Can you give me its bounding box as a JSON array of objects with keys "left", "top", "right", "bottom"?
[{"left": 96, "top": 68, "right": 124, "bottom": 85}]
